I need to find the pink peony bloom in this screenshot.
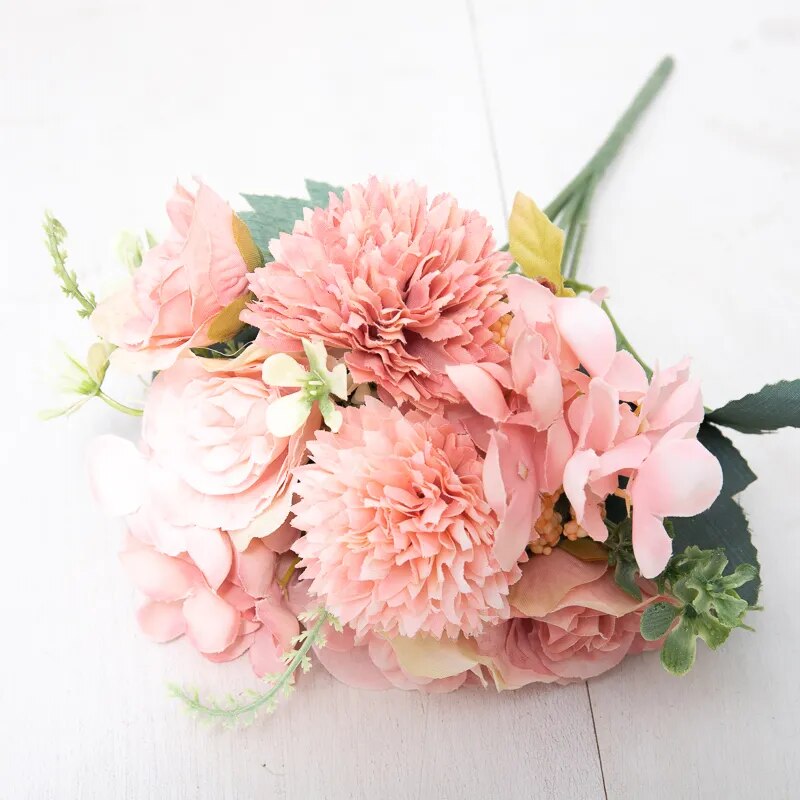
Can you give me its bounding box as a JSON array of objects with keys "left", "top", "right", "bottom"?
[
  {"left": 291, "top": 397, "right": 522, "bottom": 639},
  {"left": 92, "top": 181, "right": 257, "bottom": 372},
  {"left": 478, "top": 549, "right": 664, "bottom": 685},
  {"left": 138, "top": 349, "right": 319, "bottom": 549},
  {"left": 243, "top": 178, "right": 510, "bottom": 412},
  {"left": 120, "top": 530, "right": 298, "bottom": 675}
]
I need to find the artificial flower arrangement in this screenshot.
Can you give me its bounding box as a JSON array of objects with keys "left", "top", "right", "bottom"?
[{"left": 45, "top": 57, "right": 799, "bottom": 724}]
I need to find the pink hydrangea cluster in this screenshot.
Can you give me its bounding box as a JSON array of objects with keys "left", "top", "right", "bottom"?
[{"left": 86, "top": 177, "right": 724, "bottom": 698}]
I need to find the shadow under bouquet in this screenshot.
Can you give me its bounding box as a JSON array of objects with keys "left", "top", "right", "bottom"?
[{"left": 46, "top": 57, "right": 799, "bottom": 723}]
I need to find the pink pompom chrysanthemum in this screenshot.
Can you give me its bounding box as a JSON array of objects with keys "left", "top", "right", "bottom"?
[
  {"left": 291, "top": 397, "right": 522, "bottom": 639},
  {"left": 243, "top": 178, "right": 510, "bottom": 412}
]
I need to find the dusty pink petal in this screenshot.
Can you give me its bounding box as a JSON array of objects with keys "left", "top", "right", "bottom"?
[
  {"left": 185, "top": 528, "right": 232, "bottom": 591},
  {"left": 136, "top": 600, "right": 186, "bottom": 642},
  {"left": 510, "top": 549, "right": 607, "bottom": 617},
  {"left": 558, "top": 576, "right": 648, "bottom": 616},
  {"left": 541, "top": 637, "right": 633, "bottom": 680},
  {"left": 447, "top": 364, "right": 510, "bottom": 421},
  {"left": 120, "top": 547, "right": 199, "bottom": 601},
  {"left": 182, "top": 587, "right": 240, "bottom": 654},
  {"left": 86, "top": 435, "right": 145, "bottom": 517}
]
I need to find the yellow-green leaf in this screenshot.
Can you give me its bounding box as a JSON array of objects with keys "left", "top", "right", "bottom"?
[
  {"left": 205, "top": 293, "right": 251, "bottom": 342},
  {"left": 559, "top": 537, "right": 609, "bottom": 562},
  {"left": 232, "top": 214, "right": 263, "bottom": 271},
  {"left": 508, "top": 191, "right": 565, "bottom": 291}
]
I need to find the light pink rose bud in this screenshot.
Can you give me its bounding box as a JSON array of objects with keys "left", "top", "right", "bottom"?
[{"left": 92, "top": 180, "right": 261, "bottom": 372}]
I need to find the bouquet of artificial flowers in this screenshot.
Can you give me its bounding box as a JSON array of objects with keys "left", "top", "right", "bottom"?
[{"left": 46, "top": 57, "right": 799, "bottom": 724}]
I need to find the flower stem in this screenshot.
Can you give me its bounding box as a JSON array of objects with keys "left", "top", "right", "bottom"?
[
  {"left": 97, "top": 390, "right": 144, "bottom": 416},
  {"left": 543, "top": 56, "right": 675, "bottom": 222}
]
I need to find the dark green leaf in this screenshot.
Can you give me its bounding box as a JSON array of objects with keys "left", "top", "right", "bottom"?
[
  {"left": 698, "top": 422, "right": 756, "bottom": 496},
  {"left": 670, "top": 497, "right": 760, "bottom": 606},
  {"left": 660, "top": 616, "right": 697, "bottom": 676},
  {"left": 706, "top": 379, "right": 800, "bottom": 434},
  {"left": 640, "top": 601, "right": 678, "bottom": 641}
]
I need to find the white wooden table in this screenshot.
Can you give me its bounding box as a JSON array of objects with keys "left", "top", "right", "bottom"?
[{"left": 2, "top": 1, "right": 798, "bottom": 797}]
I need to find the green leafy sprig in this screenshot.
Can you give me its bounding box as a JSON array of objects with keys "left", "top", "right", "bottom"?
[
  {"left": 641, "top": 546, "right": 758, "bottom": 676},
  {"left": 44, "top": 212, "right": 96, "bottom": 318},
  {"left": 169, "top": 607, "right": 339, "bottom": 727}
]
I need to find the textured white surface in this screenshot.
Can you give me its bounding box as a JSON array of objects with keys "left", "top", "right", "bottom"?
[{"left": 1, "top": 1, "right": 798, "bottom": 798}]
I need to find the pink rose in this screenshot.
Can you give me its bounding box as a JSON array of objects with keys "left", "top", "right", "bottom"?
[
  {"left": 88, "top": 348, "right": 319, "bottom": 551},
  {"left": 92, "top": 180, "right": 261, "bottom": 372},
  {"left": 479, "top": 549, "right": 664, "bottom": 686}
]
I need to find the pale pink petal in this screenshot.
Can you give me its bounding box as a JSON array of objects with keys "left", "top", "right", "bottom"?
[
  {"left": 182, "top": 587, "right": 240, "bottom": 654},
  {"left": 446, "top": 364, "right": 510, "bottom": 421},
  {"left": 554, "top": 296, "right": 616, "bottom": 377},
  {"left": 234, "top": 539, "right": 277, "bottom": 598},
  {"left": 185, "top": 528, "right": 232, "bottom": 591},
  {"left": 120, "top": 547, "right": 199, "bottom": 601},
  {"left": 86, "top": 435, "right": 145, "bottom": 516},
  {"left": 136, "top": 600, "right": 186, "bottom": 642},
  {"left": 631, "top": 511, "right": 674, "bottom": 579},
  {"left": 604, "top": 350, "right": 649, "bottom": 400},
  {"left": 631, "top": 438, "right": 722, "bottom": 518}
]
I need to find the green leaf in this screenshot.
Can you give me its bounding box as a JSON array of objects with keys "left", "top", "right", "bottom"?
[
  {"left": 695, "top": 615, "right": 731, "bottom": 650},
  {"left": 719, "top": 563, "right": 759, "bottom": 591},
  {"left": 698, "top": 423, "right": 756, "bottom": 496},
  {"left": 712, "top": 593, "right": 749, "bottom": 628},
  {"left": 706, "top": 379, "right": 800, "bottom": 434},
  {"left": 640, "top": 601, "right": 678, "bottom": 641},
  {"left": 660, "top": 616, "right": 697, "bottom": 676},
  {"left": 613, "top": 558, "right": 642, "bottom": 601},
  {"left": 305, "top": 179, "right": 343, "bottom": 207},
  {"left": 558, "top": 538, "right": 609, "bottom": 562},
  {"left": 507, "top": 191, "right": 566, "bottom": 293},
  {"left": 239, "top": 179, "right": 340, "bottom": 258},
  {"left": 670, "top": 497, "right": 760, "bottom": 606}
]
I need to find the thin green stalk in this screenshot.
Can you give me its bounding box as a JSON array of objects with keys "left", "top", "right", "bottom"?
[
  {"left": 170, "top": 609, "right": 333, "bottom": 722},
  {"left": 544, "top": 55, "right": 674, "bottom": 222},
  {"left": 97, "top": 390, "right": 144, "bottom": 416}
]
